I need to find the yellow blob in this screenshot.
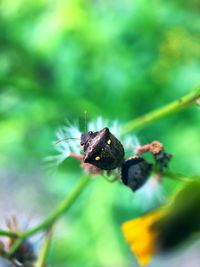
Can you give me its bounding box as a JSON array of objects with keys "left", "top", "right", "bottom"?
[
  {"left": 95, "top": 156, "right": 101, "bottom": 161},
  {"left": 121, "top": 210, "right": 165, "bottom": 266},
  {"left": 107, "top": 139, "right": 111, "bottom": 145}
]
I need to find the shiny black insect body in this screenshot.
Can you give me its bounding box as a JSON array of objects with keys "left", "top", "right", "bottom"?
[
  {"left": 81, "top": 127, "right": 125, "bottom": 170},
  {"left": 58, "top": 127, "right": 171, "bottom": 191},
  {"left": 80, "top": 128, "right": 153, "bottom": 191},
  {"left": 121, "top": 157, "right": 152, "bottom": 191}
]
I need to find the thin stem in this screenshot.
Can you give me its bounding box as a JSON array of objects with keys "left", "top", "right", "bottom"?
[
  {"left": 164, "top": 171, "right": 200, "bottom": 182},
  {"left": 8, "top": 175, "right": 90, "bottom": 255},
  {"left": 122, "top": 88, "right": 200, "bottom": 134},
  {"left": 24, "top": 175, "right": 89, "bottom": 238},
  {"left": 0, "top": 230, "right": 18, "bottom": 238},
  {"left": 35, "top": 229, "right": 52, "bottom": 267},
  {"left": 7, "top": 238, "right": 22, "bottom": 257}
]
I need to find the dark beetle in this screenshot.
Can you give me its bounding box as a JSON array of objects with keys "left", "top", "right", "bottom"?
[
  {"left": 58, "top": 127, "right": 169, "bottom": 191},
  {"left": 80, "top": 128, "right": 153, "bottom": 191},
  {"left": 121, "top": 157, "right": 152, "bottom": 191},
  {"left": 80, "top": 127, "right": 125, "bottom": 170}
]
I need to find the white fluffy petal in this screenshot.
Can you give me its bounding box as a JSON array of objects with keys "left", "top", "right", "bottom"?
[{"left": 132, "top": 177, "right": 166, "bottom": 211}]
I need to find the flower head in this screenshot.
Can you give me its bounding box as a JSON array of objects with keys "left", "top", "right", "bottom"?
[
  {"left": 121, "top": 209, "right": 164, "bottom": 266},
  {"left": 46, "top": 117, "right": 170, "bottom": 204},
  {"left": 0, "top": 216, "right": 37, "bottom": 267},
  {"left": 47, "top": 117, "right": 140, "bottom": 168},
  {"left": 121, "top": 181, "right": 200, "bottom": 266}
]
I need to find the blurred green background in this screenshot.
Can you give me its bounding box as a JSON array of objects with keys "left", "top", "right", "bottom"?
[{"left": 0, "top": 0, "right": 200, "bottom": 266}]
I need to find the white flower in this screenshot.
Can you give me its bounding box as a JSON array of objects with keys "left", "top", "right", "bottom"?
[
  {"left": 132, "top": 176, "right": 166, "bottom": 211},
  {"left": 45, "top": 117, "right": 166, "bottom": 208},
  {"left": 0, "top": 215, "right": 43, "bottom": 260},
  {"left": 46, "top": 117, "right": 140, "bottom": 167}
]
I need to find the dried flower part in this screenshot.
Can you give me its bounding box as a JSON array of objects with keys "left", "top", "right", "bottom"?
[
  {"left": 2, "top": 217, "right": 37, "bottom": 267},
  {"left": 136, "top": 141, "right": 172, "bottom": 173},
  {"left": 6, "top": 216, "right": 20, "bottom": 233},
  {"left": 153, "top": 151, "right": 173, "bottom": 172},
  {"left": 149, "top": 141, "right": 164, "bottom": 155},
  {"left": 6, "top": 217, "right": 21, "bottom": 249},
  {"left": 11, "top": 240, "right": 36, "bottom": 267},
  {"left": 121, "top": 210, "right": 164, "bottom": 266},
  {"left": 135, "top": 144, "right": 151, "bottom": 154},
  {"left": 136, "top": 141, "right": 164, "bottom": 155},
  {"left": 70, "top": 153, "right": 103, "bottom": 176}
]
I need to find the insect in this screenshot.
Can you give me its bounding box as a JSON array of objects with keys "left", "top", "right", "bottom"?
[
  {"left": 80, "top": 127, "right": 125, "bottom": 170},
  {"left": 57, "top": 128, "right": 172, "bottom": 191},
  {"left": 121, "top": 156, "right": 152, "bottom": 191}
]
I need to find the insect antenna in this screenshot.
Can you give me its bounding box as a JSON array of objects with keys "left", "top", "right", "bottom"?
[
  {"left": 84, "top": 110, "right": 88, "bottom": 132},
  {"left": 55, "top": 137, "right": 80, "bottom": 144}
]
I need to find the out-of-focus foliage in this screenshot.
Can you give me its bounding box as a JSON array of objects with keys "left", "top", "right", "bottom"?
[{"left": 0, "top": 0, "right": 200, "bottom": 266}]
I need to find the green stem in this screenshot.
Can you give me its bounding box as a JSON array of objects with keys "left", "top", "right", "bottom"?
[
  {"left": 164, "top": 171, "right": 200, "bottom": 182},
  {"left": 35, "top": 229, "right": 52, "bottom": 267},
  {"left": 122, "top": 88, "right": 200, "bottom": 134},
  {"left": 8, "top": 175, "right": 90, "bottom": 255},
  {"left": 24, "top": 175, "right": 89, "bottom": 238},
  {"left": 0, "top": 230, "right": 18, "bottom": 238}
]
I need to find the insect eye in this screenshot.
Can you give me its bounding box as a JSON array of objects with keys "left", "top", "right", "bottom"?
[
  {"left": 107, "top": 139, "right": 111, "bottom": 145},
  {"left": 95, "top": 156, "right": 101, "bottom": 161}
]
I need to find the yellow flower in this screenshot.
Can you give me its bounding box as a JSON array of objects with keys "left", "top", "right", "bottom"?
[
  {"left": 121, "top": 181, "right": 200, "bottom": 266},
  {"left": 121, "top": 210, "right": 164, "bottom": 266}
]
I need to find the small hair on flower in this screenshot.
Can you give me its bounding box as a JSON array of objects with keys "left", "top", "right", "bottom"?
[
  {"left": 130, "top": 174, "right": 166, "bottom": 212},
  {"left": 46, "top": 117, "right": 139, "bottom": 169}
]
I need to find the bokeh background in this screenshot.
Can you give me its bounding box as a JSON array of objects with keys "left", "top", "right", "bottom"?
[{"left": 0, "top": 0, "right": 200, "bottom": 266}]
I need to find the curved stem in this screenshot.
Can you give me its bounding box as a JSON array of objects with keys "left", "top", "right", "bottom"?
[
  {"left": 24, "top": 175, "right": 90, "bottom": 238},
  {"left": 122, "top": 88, "right": 200, "bottom": 134},
  {"left": 8, "top": 175, "right": 90, "bottom": 255}
]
